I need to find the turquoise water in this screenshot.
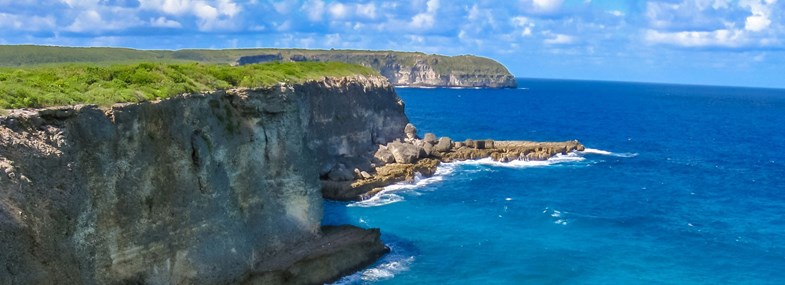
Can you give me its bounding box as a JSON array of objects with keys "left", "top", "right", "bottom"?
[{"left": 325, "top": 79, "right": 785, "bottom": 284}]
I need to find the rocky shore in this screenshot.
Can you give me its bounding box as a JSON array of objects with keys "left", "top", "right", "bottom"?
[{"left": 321, "top": 123, "right": 585, "bottom": 201}]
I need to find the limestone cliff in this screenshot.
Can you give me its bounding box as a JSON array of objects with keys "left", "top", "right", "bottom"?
[
  {"left": 0, "top": 75, "right": 402, "bottom": 284},
  {"left": 0, "top": 46, "right": 517, "bottom": 89},
  {"left": 236, "top": 51, "right": 517, "bottom": 89}
]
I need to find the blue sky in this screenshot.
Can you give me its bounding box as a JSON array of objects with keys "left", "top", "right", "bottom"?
[{"left": 1, "top": 0, "right": 783, "bottom": 88}]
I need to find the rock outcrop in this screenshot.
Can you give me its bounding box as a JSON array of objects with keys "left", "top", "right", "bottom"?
[
  {"left": 321, "top": 126, "right": 586, "bottom": 201},
  {"left": 235, "top": 51, "right": 517, "bottom": 89},
  {"left": 0, "top": 75, "right": 404, "bottom": 284}
]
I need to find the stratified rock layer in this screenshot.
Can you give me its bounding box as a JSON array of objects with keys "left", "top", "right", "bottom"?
[
  {"left": 236, "top": 51, "right": 517, "bottom": 88},
  {"left": 0, "top": 75, "right": 404, "bottom": 284}
]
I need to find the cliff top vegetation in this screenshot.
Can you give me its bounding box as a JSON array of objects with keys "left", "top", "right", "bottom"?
[
  {"left": 0, "top": 45, "right": 511, "bottom": 76},
  {"left": 0, "top": 61, "right": 376, "bottom": 109}
]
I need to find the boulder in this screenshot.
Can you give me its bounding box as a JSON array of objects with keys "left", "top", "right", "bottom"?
[
  {"left": 464, "top": 139, "right": 474, "bottom": 148},
  {"left": 434, "top": 137, "right": 452, "bottom": 152},
  {"left": 475, "top": 139, "right": 494, "bottom": 149},
  {"left": 454, "top": 142, "right": 464, "bottom": 148},
  {"left": 373, "top": 146, "right": 395, "bottom": 164},
  {"left": 423, "top": 133, "right": 437, "bottom": 144},
  {"left": 404, "top": 123, "right": 417, "bottom": 140},
  {"left": 423, "top": 142, "right": 434, "bottom": 156},
  {"left": 387, "top": 141, "right": 421, "bottom": 164}
]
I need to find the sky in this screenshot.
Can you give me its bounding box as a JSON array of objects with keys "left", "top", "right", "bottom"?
[{"left": 0, "top": 0, "right": 783, "bottom": 88}]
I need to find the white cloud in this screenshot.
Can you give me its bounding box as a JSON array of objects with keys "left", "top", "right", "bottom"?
[
  {"left": 532, "top": 0, "right": 563, "bottom": 13},
  {"left": 745, "top": 14, "right": 771, "bottom": 31},
  {"left": 741, "top": 0, "right": 776, "bottom": 32},
  {"left": 139, "top": 0, "right": 193, "bottom": 15},
  {"left": 427, "top": 0, "right": 440, "bottom": 13},
  {"left": 328, "top": 3, "right": 348, "bottom": 19},
  {"left": 356, "top": 3, "right": 377, "bottom": 19},
  {"left": 193, "top": 2, "right": 218, "bottom": 21},
  {"left": 409, "top": 0, "right": 439, "bottom": 29},
  {"left": 218, "top": 0, "right": 240, "bottom": 17},
  {"left": 411, "top": 13, "right": 434, "bottom": 29},
  {"left": 544, "top": 32, "right": 575, "bottom": 44},
  {"left": 511, "top": 16, "right": 535, "bottom": 37},
  {"left": 608, "top": 10, "right": 624, "bottom": 17},
  {"left": 0, "top": 13, "right": 56, "bottom": 31},
  {"left": 302, "top": 0, "right": 325, "bottom": 21},
  {"left": 60, "top": 0, "right": 100, "bottom": 8},
  {"left": 645, "top": 29, "right": 746, "bottom": 47},
  {"left": 150, "top": 16, "right": 182, "bottom": 28},
  {"left": 66, "top": 9, "right": 142, "bottom": 32}
]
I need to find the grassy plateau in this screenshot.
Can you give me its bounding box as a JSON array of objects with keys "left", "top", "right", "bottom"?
[{"left": 0, "top": 61, "right": 375, "bottom": 109}]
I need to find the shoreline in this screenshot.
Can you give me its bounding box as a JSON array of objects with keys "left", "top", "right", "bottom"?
[{"left": 320, "top": 123, "right": 585, "bottom": 201}]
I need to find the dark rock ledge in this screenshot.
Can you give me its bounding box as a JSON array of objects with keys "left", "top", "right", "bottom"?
[{"left": 321, "top": 123, "right": 585, "bottom": 201}]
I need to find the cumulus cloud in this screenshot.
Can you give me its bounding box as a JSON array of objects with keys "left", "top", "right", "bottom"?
[
  {"left": 518, "top": 0, "right": 563, "bottom": 14},
  {"left": 328, "top": 3, "right": 349, "bottom": 19},
  {"left": 543, "top": 32, "right": 575, "bottom": 45},
  {"left": 644, "top": 0, "right": 782, "bottom": 49},
  {"left": 150, "top": 16, "right": 182, "bottom": 28},
  {"left": 302, "top": 0, "right": 325, "bottom": 21},
  {"left": 410, "top": 0, "right": 439, "bottom": 29},
  {"left": 645, "top": 29, "right": 746, "bottom": 47}
]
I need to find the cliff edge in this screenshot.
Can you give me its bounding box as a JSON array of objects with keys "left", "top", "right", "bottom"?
[
  {"left": 0, "top": 75, "right": 403, "bottom": 284},
  {"left": 236, "top": 51, "right": 517, "bottom": 88}
]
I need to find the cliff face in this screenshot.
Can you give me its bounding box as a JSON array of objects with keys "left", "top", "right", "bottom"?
[
  {"left": 0, "top": 75, "right": 403, "bottom": 284},
  {"left": 236, "top": 52, "right": 518, "bottom": 89}
]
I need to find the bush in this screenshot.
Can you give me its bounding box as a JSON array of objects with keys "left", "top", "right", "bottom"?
[{"left": 0, "top": 61, "right": 376, "bottom": 108}]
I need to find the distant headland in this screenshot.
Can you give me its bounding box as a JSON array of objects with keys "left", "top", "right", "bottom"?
[{"left": 0, "top": 45, "right": 517, "bottom": 89}]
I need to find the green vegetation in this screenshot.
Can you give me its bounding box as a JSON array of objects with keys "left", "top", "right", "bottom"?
[
  {"left": 0, "top": 45, "right": 512, "bottom": 77},
  {"left": 0, "top": 61, "right": 376, "bottom": 109}
]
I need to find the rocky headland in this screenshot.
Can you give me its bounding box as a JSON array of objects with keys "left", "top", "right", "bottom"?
[
  {"left": 235, "top": 51, "right": 517, "bottom": 89},
  {"left": 0, "top": 46, "right": 518, "bottom": 89},
  {"left": 0, "top": 71, "right": 580, "bottom": 284},
  {"left": 0, "top": 75, "right": 402, "bottom": 284},
  {"left": 320, "top": 123, "right": 585, "bottom": 201}
]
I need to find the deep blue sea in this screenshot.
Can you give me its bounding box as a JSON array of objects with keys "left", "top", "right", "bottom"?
[{"left": 325, "top": 78, "right": 785, "bottom": 284}]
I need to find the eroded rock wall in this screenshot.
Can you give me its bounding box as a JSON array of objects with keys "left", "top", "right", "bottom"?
[
  {"left": 236, "top": 52, "right": 518, "bottom": 88},
  {"left": 0, "top": 75, "right": 402, "bottom": 284}
]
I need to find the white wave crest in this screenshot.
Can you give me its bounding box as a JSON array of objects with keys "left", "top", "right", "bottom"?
[
  {"left": 581, "top": 148, "right": 638, "bottom": 158},
  {"left": 449, "top": 152, "right": 586, "bottom": 169},
  {"left": 348, "top": 193, "right": 404, "bottom": 208},
  {"left": 348, "top": 164, "right": 456, "bottom": 208},
  {"left": 330, "top": 244, "right": 415, "bottom": 285}
]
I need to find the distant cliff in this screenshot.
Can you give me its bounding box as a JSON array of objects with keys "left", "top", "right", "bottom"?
[
  {"left": 0, "top": 45, "right": 517, "bottom": 89},
  {"left": 236, "top": 51, "right": 517, "bottom": 88},
  {"left": 0, "top": 75, "right": 402, "bottom": 284}
]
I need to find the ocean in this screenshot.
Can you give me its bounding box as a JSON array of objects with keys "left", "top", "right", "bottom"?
[{"left": 325, "top": 78, "right": 785, "bottom": 284}]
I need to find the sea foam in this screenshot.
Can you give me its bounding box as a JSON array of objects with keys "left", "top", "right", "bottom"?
[
  {"left": 349, "top": 148, "right": 634, "bottom": 207},
  {"left": 582, "top": 148, "right": 638, "bottom": 158},
  {"left": 347, "top": 164, "right": 456, "bottom": 208},
  {"left": 330, "top": 242, "right": 416, "bottom": 284}
]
